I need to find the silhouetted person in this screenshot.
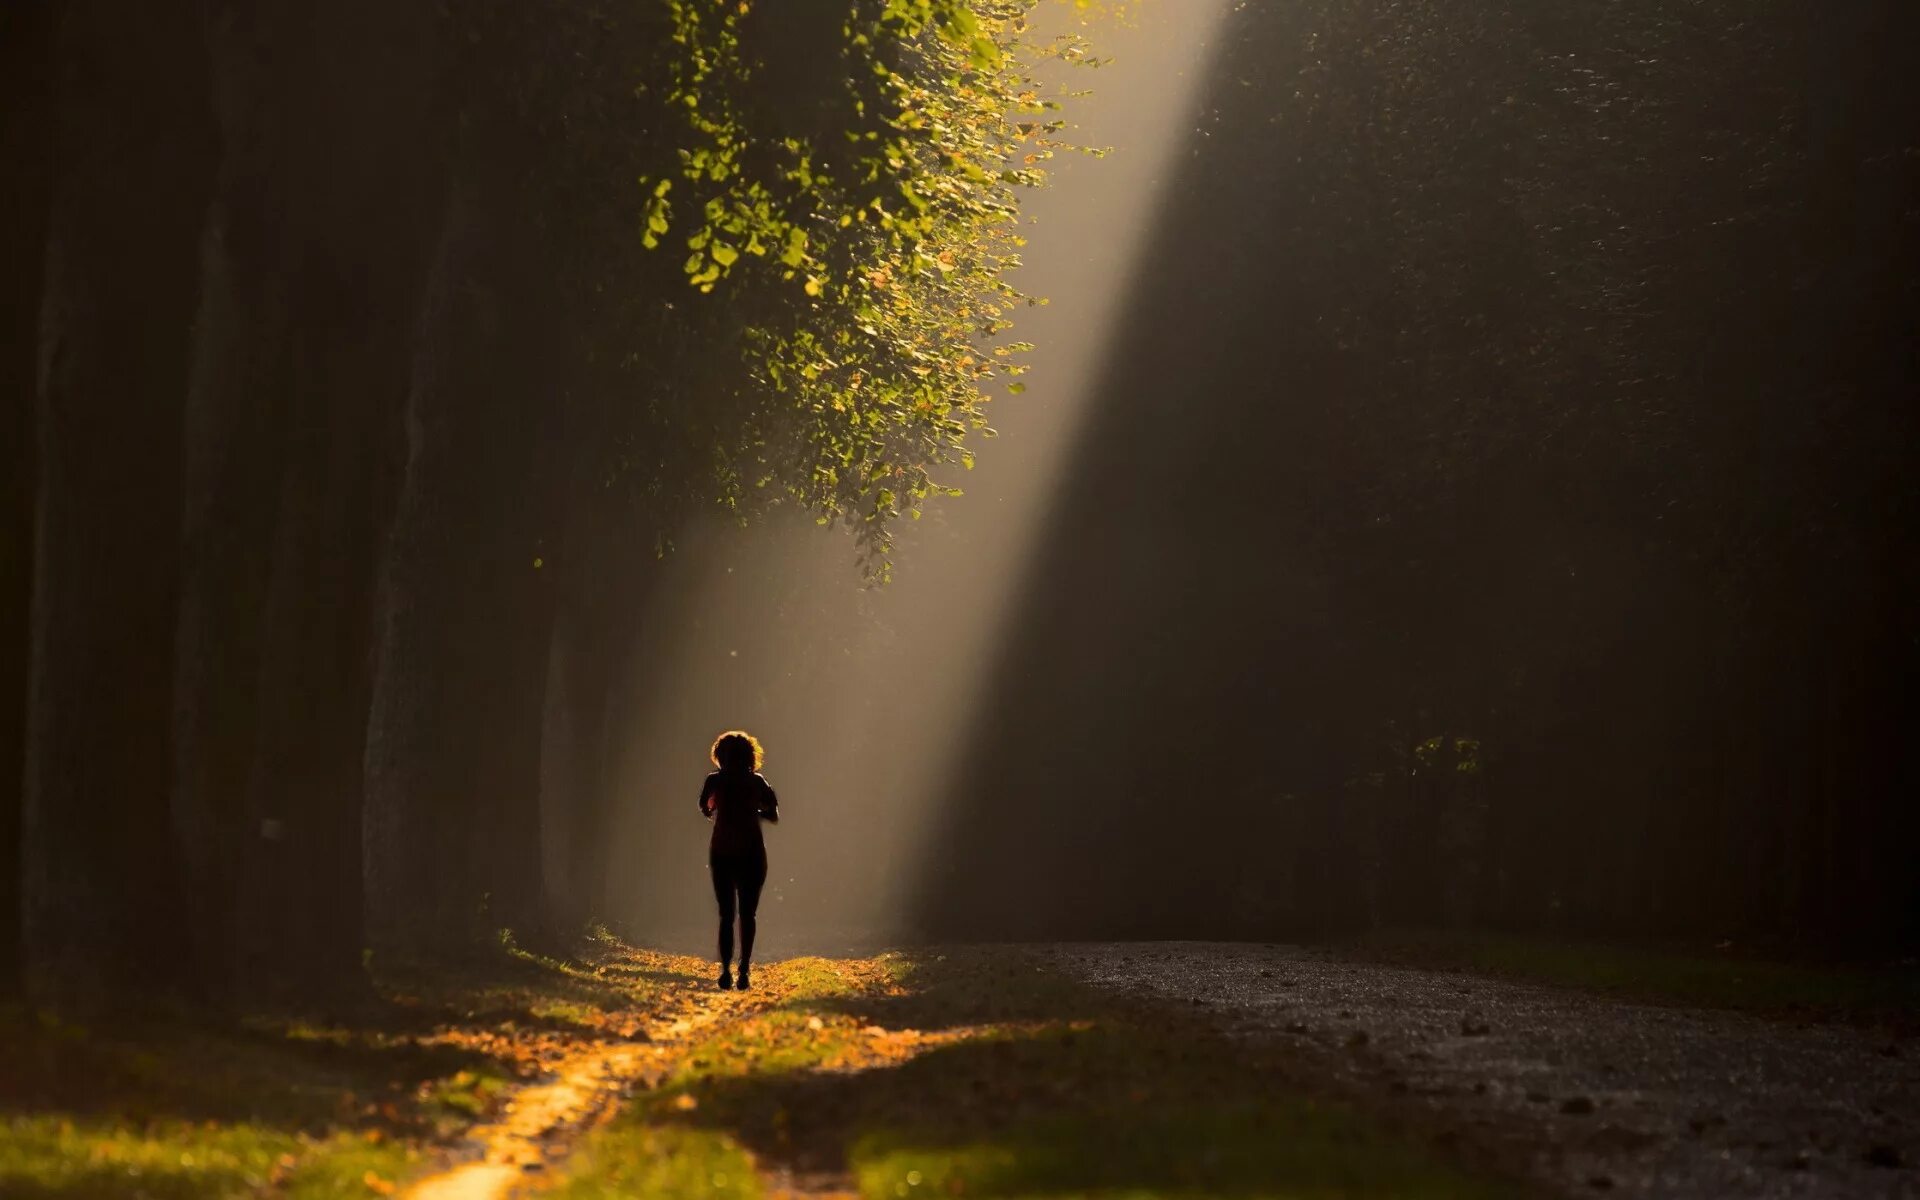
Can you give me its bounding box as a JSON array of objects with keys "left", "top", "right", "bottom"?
[{"left": 699, "top": 730, "right": 779, "bottom": 990}]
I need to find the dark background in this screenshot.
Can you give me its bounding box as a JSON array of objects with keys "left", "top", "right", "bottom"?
[
  {"left": 6, "top": 0, "right": 1918, "bottom": 1009},
  {"left": 911, "top": 0, "right": 1920, "bottom": 950}
]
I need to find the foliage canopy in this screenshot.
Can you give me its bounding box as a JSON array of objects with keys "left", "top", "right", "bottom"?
[{"left": 637, "top": 0, "right": 1097, "bottom": 574}]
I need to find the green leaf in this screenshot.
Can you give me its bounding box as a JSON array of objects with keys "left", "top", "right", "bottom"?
[{"left": 780, "top": 229, "right": 809, "bottom": 268}]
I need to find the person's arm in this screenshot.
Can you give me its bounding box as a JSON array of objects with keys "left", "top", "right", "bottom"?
[
  {"left": 757, "top": 776, "right": 779, "bottom": 823},
  {"left": 699, "top": 775, "right": 716, "bottom": 819}
]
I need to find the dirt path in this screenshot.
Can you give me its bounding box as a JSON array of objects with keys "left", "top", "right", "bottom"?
[
  {"left": 403, "top": 941, "right": 1917, "bottom": 1199},
  {"left": 515, "top": 946, "right": 1539, "bottom": 1199},
  {"left": 403, "top": 1041, "right": 655, "bottom": 1200},
  {"left": 404, "top": 951, "right": 753, "bottom": 1200},
  {"left": 1056, "top": 942, "right": 1920, "bottom": 1199}
]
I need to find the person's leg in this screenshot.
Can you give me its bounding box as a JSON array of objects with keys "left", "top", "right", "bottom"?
[
  {"left": 737, "top": 853, "right": 768, "bottom": 970},
  {"left": 711, "top": 854, "right": 737, "bottom": 981}
]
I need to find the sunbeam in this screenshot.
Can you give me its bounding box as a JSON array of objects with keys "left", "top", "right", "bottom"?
[{"left": 599, "top": 2, "right": 1236, "bottom": 955}]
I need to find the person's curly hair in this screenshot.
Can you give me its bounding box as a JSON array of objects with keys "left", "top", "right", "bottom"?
[{"left": 710, "top": 729, "right": 764, "bottom": 772}]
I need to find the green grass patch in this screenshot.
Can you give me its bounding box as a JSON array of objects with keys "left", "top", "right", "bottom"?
[
  {"left": 856, "top": 1105, "right": 1505, "bottom": 1200},
  {"left": 0, "top": 939, "right": 660, "bottom": 1199},
  {"left": 417, "top": 1067, "right": 511, "bottom": 1122},
  {"left": 550, "top": 1124, "right": 763, "bottom": 1200},
  {"left": 1341, "top": 929, "right": 1920, "bottom": 1025},
  {"left": 771, "top": 954, "right": 881, "bottom": 1003},
  {"left": 526, "top": 998, "right": 604, "bottom": 1029},
  {"left": 0, "top": 1114, "right": 415, "bottom": 1199}
]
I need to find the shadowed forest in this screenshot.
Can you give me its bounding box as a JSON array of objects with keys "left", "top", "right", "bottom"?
[
  {"left": 916, "top": 0, "right": 1920, "bottom": 948},
  {"left": 3, "top": 0, "right": 1918, "bottom": 1196},
  {"left": 4, "top": 0, "right": 1068, "bottom": 1006}
]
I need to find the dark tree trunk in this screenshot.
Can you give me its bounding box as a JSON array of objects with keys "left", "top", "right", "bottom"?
[
  {"left": 22, "top": 3, "right": 216, "bottom": 1005},
  {"left": 215, "top": 3, "right": 447, "bottom": 1000},
  {"left": 171, "top": 4, "right": 303, "bottom": 1002},
  {"left": 468, "top": 571, "right": 560, "bottom": 945},
  {"left": 364, "top": 196, "right": 469, "bottom": 956},
  {"left": 537, "top": 599, "right": 586, "bottom": 932},
  {"left": 0, "top": 0, "right": 56, "bottom": 995},
  {"left": 451, "top": 237, "right": 564, "bottom": 946},
  {"left": 446, "top": 435, "right": 560, "bottom": 949},
  {"left": 539, "top": 541, "right": 641, "bottom": 932},
  {"left": 365, "top": 179, "right": 559, "bottom": 955},
  {"left": 539, "top": 593, "right": 613, "bottom": 933},
  {"left": 232, "top": 369, "right": 396, "bottom": 996}
]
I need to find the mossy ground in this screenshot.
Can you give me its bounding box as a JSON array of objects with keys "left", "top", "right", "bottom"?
[
  {"left": 0, "top": 938, "right": 666, "bottom": 1199},
  {"left": 555, "top": 947, "right": 1516, "bottom": 1199},
  {"left": 4, "top": 943, "right": 1527, "bottom": 1199}
]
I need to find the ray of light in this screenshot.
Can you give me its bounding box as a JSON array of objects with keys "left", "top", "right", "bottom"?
[{"left": 602, "top": 2, "right": 1237, "bottom": 954}]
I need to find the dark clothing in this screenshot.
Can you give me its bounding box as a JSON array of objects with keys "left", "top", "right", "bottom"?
[
  {"left": 710, "top": 849, "right": 767, "bottom": 967},
  {"left": 699, "top": 769, "right": 778, "bottom": 856},
  {"left": 700, "top": 768, "right": 777, "bottom": 965}
]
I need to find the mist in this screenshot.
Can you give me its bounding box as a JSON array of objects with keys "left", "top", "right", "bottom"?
[{"left": 601, "top": 3, "right": 1234, "bottom": 954}]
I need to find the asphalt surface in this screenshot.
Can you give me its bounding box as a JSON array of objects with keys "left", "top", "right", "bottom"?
[{"left": 1057, "top": 942, "right": 1918, "bottom": 1199}]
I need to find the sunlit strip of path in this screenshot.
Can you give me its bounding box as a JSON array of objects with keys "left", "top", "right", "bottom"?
[
  {"left": 891, "top": 0, "right": 1236, "bottom": 903},
  {"left": 404, "top": 957, "right": 736, "bottom": 1200},
  {"left": 404, "top": 1040, "right": 660, "bottom": 1200},
  {"left": 403, "top": 951, "right": 947, "bottom": 1200}
]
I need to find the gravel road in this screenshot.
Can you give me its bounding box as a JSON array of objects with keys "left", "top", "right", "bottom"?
[{"left": 1057, "top": 942, "right": 1918, "bottom": 1199}]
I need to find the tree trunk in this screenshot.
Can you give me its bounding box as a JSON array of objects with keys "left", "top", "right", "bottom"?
[
  {"left": 22, "top": 3, "right": 216, "bottom": 1005},
  {"left": 0, "top": 0, "right": 55, "bottom": 994},
  {"left": 537, "top": 607, "right": 583, "bottom": 931},
  {"left": 364, "top": 190, "right": 486, "bottom": 956},
  {"left": 539, "top": 564, "right": 632, "bottom": 932},
  {"left": 170, "top": 4, "right": 303, "bottom": 1002},
  {"left": 451, "top": 247, "right": 563, "bottom": 946},
  {"left": 218, "top": 3, "right": 447, "bottom": 1001},
  {"left": 365, "top": 177, "right": 560, "bottom": 956},
  {"left": 469, "top": 574, "right": 560, "bottom": 945}
]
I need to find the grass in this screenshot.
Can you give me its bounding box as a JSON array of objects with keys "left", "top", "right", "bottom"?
[
  {"left": 854, "top": 1106, "right": 1489, "bottom": 1200},
  {"left": 0, "top": 940, "right": 667, "bottom": 1199},
  {"left": 556, "top": 947, "right": 1516, "bottom": 1199},
  {"left": 5, "top": 941, "right": 1538, "bottom": 1198},
  {"left": 0, "top": 1116, "right": 411, "bottom": 1200},
  {"left": 1339, "top": 929, "right": 1920, "bottom": 1027},
  {"left": 546, "top": 1124, "right": 763, "bottom": 1200}
]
